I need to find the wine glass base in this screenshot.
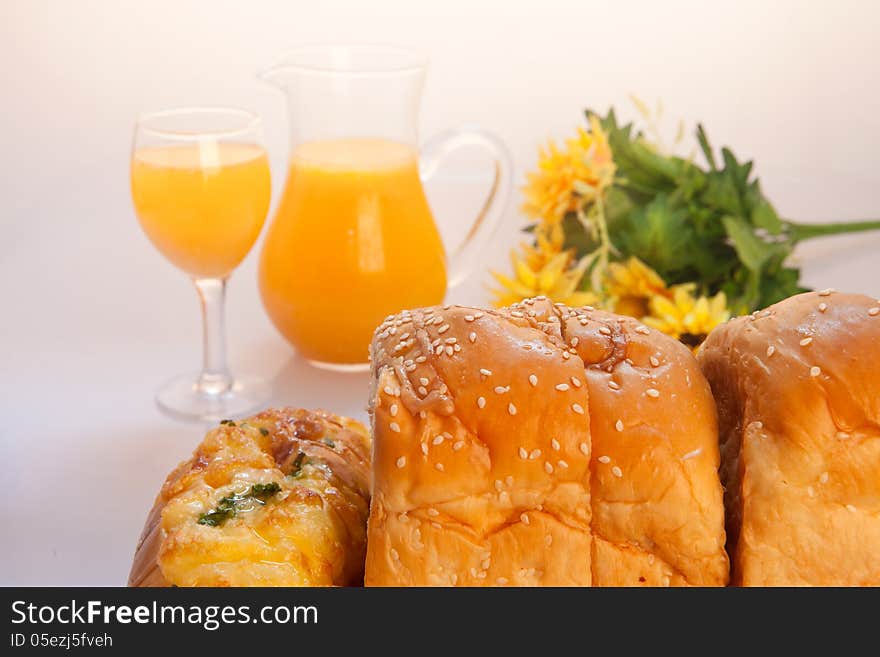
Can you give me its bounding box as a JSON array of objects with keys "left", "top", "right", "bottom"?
[
  {"left": 155, "top": 372, "right": 271, "bottom": 423},
  {"left": 305, "top": 359, "right": 370, "bottom": 373}
]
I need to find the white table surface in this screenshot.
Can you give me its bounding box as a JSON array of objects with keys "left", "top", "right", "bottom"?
[{"left": 2, "top": 0, "right": 879, "bottom": 586}]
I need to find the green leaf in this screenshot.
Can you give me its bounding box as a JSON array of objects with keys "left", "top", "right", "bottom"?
[
  {"left": 721, "top": 215, "right": 775, "bottom": 271},
  {"left": 751, "top": 198, "right": 783, "bottom": 235},
  {"left": 617, "top": 195, "right": 693, "bottom": 276},
  {"left": 696, "top": 124, "right": 717, "bottom": 171}
]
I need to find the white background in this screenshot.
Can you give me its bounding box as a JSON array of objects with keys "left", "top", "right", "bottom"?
[{"left": 1, "top": 0, "right": 878, "bottom": 585}]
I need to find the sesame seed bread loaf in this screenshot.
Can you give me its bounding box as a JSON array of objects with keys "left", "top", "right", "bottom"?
[
  {"left": 698, "top": 291, "right": 880, "bottom": 586},
  {"left": 128, "top": 408, "right": 371, "bottom": 587},
  {"left": 365, "top": 297, "right": 729, "bottom": 586}
]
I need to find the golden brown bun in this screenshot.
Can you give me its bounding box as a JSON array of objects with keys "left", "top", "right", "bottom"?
[
  {"left": 128, "top": 408, "right": 370, "bottom": 587},
  {"left": 699, "top": 290, "right": 880, "bottom": 586},
  {"left": 365, "top": 298, "right": 728, "bottom": 586}
]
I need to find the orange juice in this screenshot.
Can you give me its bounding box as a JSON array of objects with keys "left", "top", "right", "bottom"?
[
  {"left": 131, "top": 142, "right": 271, "bottom": 278},
  {"left": 259, "top": 138, "right": 447, "bottom": 365}
]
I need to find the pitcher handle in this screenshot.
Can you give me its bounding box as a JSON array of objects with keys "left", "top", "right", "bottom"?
[{"left": 419, "top": 126, "right": 514, "bottom": 289}]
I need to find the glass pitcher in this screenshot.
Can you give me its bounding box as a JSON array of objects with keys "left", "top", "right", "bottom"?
[{"left": 258, "top": 45, "right": 512, "bottom": 370}]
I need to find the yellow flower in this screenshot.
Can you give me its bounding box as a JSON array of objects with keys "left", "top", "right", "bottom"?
[
  {"left": 521, "top": 114, "right": 615, "bottom": 226},
  {"left": 521, "top": 223, "right": 565, "bottom": 271},
  {"left": 491, "top": 246, "right": 597, "bottom": 308},
  {"left": 605, "top": 256, "right": 671, "bottom": 318},
  {"left": 643, "top": 285, "right": 730, "bottom": 350}
]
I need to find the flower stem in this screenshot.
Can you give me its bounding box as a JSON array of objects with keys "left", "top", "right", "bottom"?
[{"left": 784, "top": 218, "right": 880, "bottom": 243}]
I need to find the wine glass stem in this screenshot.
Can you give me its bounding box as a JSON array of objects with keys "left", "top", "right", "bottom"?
[{"left": 193, "top": 277, "right": 232, "bottom": 396}]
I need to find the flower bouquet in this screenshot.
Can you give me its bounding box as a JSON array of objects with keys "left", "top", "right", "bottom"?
[{"left": 492, "top": 102, "right": 880, "bottom": 348}]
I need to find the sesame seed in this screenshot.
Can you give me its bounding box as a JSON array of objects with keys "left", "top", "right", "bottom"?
[
  {"left": 519, "top": 447, "right": 528, "bottom": 459},
  {"left": 800, "top": 337, "right": 813, "bottom": 346},
  {"left": 390, "top": 404, "right": 398, "bottom": 417},
  {"left": 390, "top": 548, "right": 400, "bottom": 561},
  {"left": 555, "top": 383, "right": 570, "bottom": 391},
  {"left": 453, "top": 344, "right": 461, "bottom": 352},
  {"left": 649, "top": 356, "right": 660, "bottom": 367},
  {"left": 836, "top": 431, "right": 850, "bottom": 440},
  {"left": 551, "top": 438, "right": 560, "bottom": 451},
  {"left": 615, "top": 419, "right": 624, "bottom": 432},
  {"left": 570, "top": 337, "right": 579, "bottom": 347},
  {"left": 635, "top": 325, "right": 650, "bottom": 335},
  {"left": 495, "top": 385, "right": 509, "bottom": 394},
  {"left": 598, "top": 326, "right": 612, "bottom": 336},
  {"left": 419, "top": 377, "right": 429, "bottom": 386},
  {"left": 474, "top": 311, "right": 484, "bottom": 319},
  {"left": 562, "top": 351, "right": 570, "bottom": 360},
  {"left": 754, "top": 421, "right": 763, "bottom": 429},
  {"left": 435, "top": 463, "right": 445, "bottom": 472},
  {"left": 396, "top": 456, "right": 406, "bottom": 468},
  {"left": 480, "top": 368, "right": 493, "bottom": 376},
  {"left": 435, "top": 345, "right": 444, "bottom": 355},
  {"left": 494, "top": 479, "right": 503, "bottom": 491},
  {"left": 418, "top": 386, "right": 428, "bottom": 396},
  {"left": 846, "top": 504, "right": 857, "bottom": 513},
  {"left": 611, "top": 466, "right": 623, "bottom": 478},
  {"left": 766, "top": 346, "right": 776, "bottom": 357},
  {"left": 520, "top": 513, "right": 530, "bottom": 525},
  {"left": 445, "top": 337, "right": 457, "bottom": 344},
  {"left": 819, "top": 472, "right": 829, "bottom": 484},
  {"left": 529, "top": 449, "right": 542, "bottom": 460},
  {"left": 496, "top": 577, "right": 509, "bottom": 585},
  {"left": 421, "top": 443, "right": 428, "bottom": 455},
  {"left": 445, "top": 345, "right": 454, "bottom": 356},
  {"left": 572, "top": 403, "right": 585, "bottom": 415},
  {"left": 646, "top": 388, "right": 660, "bottom": 398},
  {"left": 477, "top": 396, "right": 486, "bottom": 409},
  {"left": 870, "top": 307, "right": 880, "bottom": 317},
  {"left": 557, "top": 460, "right": 569, "bottom": 469},
  {"left": 597, "top": 455, "right": 611, "bottom": 464},
  {"left": 807, "top": 486, "right": 815, "bottom": 498},
  {"left": 818, "top": 303, "right": 828, "bottom": 313},
  {"left": 389, "top": 422, "right": 401, "bottom": 433},
  {"left": 571, "top": 376, "right": 582, "bottom": 388},
  {"left": 384, "top": 386, "right": 399, "bottom": 396},
  {"left": 415, "top": 355, "right": 426, "bottom": 363},
  {"left": 818, "top": 288, "right": 834, "bottom": 296},
  {"left": 608, "top": 381, "right": 621, "bottom": 390},
  {"left": 465, "top": 314, "right": 475, "bottom": 322},
  {"left": 432, "top": 435, "right": 444, "bottom": 445},
  {"left": 529, "top": 374, "right": 538, "bottom": 386},
  {"left": 544, "top": 462, "right": 554, "bottom": 474},
  {"left": 468, "top": 332, "right": 477, "bottom": 343},
  {"left": 453, "top": 441, "right": 465, "bottom": 451},
  {"left": 438, "top": 324, "right": 450, "bottom": 334},
  {"left": 427, "top": 508, "right": 439, "bottom": 517},
  {"left": 810, "top": 366, "right": 821, "bottom": 377},
  {"left": 508, "top": 403, "right": 517, "bottom": 415},
  {"left": 579, "top": 442, "right": 589, "bottom": 455}
]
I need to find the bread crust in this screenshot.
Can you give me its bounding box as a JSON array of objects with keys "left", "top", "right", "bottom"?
[
  {"left": 699, "top": 291, "right": 880, "bottom": 585},
  {"left": 128, "top": 408, "right": 370, "bottom": 587},
  {"left": 366, "top": 298, "right": 728, "bottom": 586}
]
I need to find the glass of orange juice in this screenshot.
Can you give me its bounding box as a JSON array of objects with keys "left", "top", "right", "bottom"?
[
  {"left": 131, "top": 107, "right": 271, "bottom": 421},
  {"left": 259, "top": 45, "right": 513, "bottom": 369}
]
